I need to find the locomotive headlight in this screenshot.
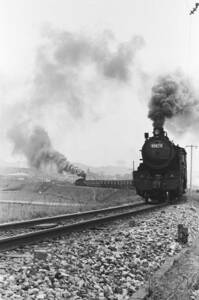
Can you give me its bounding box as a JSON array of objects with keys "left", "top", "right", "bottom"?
[{"left": 154, "top": 128, "right": 160, "bottom": 136}]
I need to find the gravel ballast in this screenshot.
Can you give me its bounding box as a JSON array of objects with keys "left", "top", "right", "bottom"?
[{"left": 0, "top": 199, "right": 199, "bottom": 299}]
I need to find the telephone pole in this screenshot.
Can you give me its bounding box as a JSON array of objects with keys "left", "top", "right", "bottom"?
[
  {"left": 132, "top": 160, "right": 135, "bottom": 180},
  {"left": 186, "top": 145, "right": 198, "bottom": 193}
]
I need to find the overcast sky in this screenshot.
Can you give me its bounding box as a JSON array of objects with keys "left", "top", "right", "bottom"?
[{"left": 0, "top": 0, "right": 199, "bottom": 182}]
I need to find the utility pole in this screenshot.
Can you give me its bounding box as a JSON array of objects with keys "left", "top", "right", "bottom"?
[
  {"left": 186, "top": 145, "right": 198, "bottom": 193},
  {"left": 132, "top": 160, "right": 135, "bottom": 180}
]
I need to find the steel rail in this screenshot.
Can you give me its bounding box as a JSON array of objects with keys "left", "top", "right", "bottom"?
[
  {"left": 0, "top": 201, "right": 143, "bottom": 230},
  {"left": 0, "top": 202, "right": 168, "bottom": 251}
]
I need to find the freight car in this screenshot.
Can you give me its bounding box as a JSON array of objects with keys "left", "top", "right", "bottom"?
[
  {"left": 75, "top": 178, "right": 134, "bottom": 189},
  {"left": 133, "top": 127, "right": 187, "bottom": 203}
]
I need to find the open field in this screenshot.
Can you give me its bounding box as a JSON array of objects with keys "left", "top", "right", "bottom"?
[{"left": 0, "top": 167, "right": 138, "bottom": 222}]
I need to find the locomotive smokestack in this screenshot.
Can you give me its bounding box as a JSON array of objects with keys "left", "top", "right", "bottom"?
[{"left": 153, "top": 127, "right": 164, "bottom": 137}]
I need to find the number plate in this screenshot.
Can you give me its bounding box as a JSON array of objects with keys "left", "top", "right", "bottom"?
[{"left": 151, "top": 144, "right": 163, "bottom": 148}]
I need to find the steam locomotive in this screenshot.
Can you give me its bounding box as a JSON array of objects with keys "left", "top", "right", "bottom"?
[{"left": 133, "top": 127, "right": 187, "bottom": 202}]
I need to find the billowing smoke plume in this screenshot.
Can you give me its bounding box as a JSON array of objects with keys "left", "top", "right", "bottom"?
[
  {"left": 7, "top": 29, "right": 144, "bottom": 172},
  {"left": 148, "top": 72, "right": 199, "bottom": 131},
  {"left": 31, "top": 30, "right": 144, "bottom": 119},
  {"left": 8, "top": 125, "right": 85, "bottom": 176}
]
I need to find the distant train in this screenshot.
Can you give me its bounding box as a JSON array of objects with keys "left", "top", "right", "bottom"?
[
  {"left": 133, "top": 127, "right": 187, "bottom": 202},
  {"left": 75, "top": 178, "right": 134, "bottom": 189}
]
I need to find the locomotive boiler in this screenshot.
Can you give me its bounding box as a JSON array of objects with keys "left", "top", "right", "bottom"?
[{"left": 133, "top": 127, "right": 187, "bottom": 202}]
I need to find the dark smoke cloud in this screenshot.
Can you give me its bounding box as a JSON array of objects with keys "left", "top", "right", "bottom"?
[
  {"left": 102, "top": 41, "right": 138, "bottom": 81},
  {"left": 8, "top": 124, "right": 85, "bottom": 176},
  {"left": 7, "top": 29, "right": 144, "bottom": 171},
  {"left": 52, "top": 31, "right": 144, "bottom": 80},
  {"left": 32, "top": 30, "right": 144, "bottom": 118},
  {"left": 148, "top": 72, "right": 199, "bottom": 131}
]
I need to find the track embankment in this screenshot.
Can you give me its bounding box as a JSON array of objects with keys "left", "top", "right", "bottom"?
[
  {"left": 1, "top": 197, "right": 199, "bottom": 299},
  {"left": 0, "top": 202, "right": 167, "bottom": 251}
]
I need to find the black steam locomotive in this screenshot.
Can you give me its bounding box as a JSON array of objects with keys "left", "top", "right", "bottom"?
[{"left": 133, "top": 127, "right": 187, "bottom": 202}]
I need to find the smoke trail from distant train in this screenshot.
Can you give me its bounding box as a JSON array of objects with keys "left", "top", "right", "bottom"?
[
  {"left": 8, "top": 124, "right": 85, "bottom": 176},
  {"left": 6, "top": 29, "right": 145, "bottom": 170}
]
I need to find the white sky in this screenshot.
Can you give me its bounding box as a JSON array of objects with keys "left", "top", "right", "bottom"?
[{"left": 0, "top": 0, "right": 199, "bottom": 183}]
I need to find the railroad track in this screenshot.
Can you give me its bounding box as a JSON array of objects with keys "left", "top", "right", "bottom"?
[{"left": 0, "top": 201, "right": 168, "bottom": 251}]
